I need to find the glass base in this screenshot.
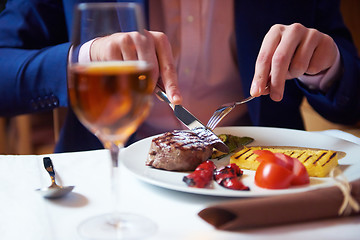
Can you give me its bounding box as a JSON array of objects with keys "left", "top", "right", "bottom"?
[{"left": 77, "top": 212, "right": 157, "bottom": 239}]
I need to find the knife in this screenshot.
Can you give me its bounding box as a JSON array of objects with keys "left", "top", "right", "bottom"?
[{"left": 155, "top": 84, "right": 229, "bottom": 153}]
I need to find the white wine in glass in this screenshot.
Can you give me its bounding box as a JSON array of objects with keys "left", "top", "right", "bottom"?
[{"left": 68, "top": 2, "right": 156, "bottom": 239}]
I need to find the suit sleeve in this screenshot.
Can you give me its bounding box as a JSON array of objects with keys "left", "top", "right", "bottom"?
[
  {"left": 0, "top": 0, "right": 70, "bottom": 117},
  {"left": 296, "top": 0, "right": 360, "bottom": 125}
]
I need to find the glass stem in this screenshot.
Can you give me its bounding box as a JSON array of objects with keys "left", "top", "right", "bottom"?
[{"left": 110, "top": 142, "right": 122, "bottom": 215}]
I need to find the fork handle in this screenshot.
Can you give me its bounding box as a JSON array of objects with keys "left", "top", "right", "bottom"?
[
  {"left": 235, "top": 85, "right": 269, "bottom": 105},
  {"left": 234, "top": 95, "right": 255, "bottom": 106}
]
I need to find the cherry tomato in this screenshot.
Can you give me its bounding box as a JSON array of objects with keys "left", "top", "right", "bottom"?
[
  {"left": 255, "top": 162, "right": 293, "bottom": 189},
  {"left": 291, "top": 158, "right": 310, "bottom": 185},
  {"left": 253, "top": 150, "right": 277, "bottom": 163},
  {"left": 254, "top": 150, "right": 293, "bottom": 169},
  {"left": 273, "top": 152, "right": 294, "bottom": 170},
  {"left": 254, "top": 150, "right": 310, "bottom": 189}
]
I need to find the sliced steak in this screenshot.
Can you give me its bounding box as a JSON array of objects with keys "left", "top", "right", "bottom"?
[{"left": 146, "top": 130, "right": 214, "bottom": 171}]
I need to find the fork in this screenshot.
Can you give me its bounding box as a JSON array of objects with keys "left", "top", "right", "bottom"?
[
  {"left": 206, "top": 83, "right": 271, "bottom": 131},
  {"left": 206, "top": 95, "right": 256, "bottom": 131}
]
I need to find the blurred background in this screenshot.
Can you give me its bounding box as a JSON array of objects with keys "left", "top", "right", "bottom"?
[{"left": 0, "top": 0, "right": 359, "bottom": 155}]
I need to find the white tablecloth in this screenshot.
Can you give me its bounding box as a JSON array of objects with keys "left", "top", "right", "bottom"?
[{"left": 0, "top": 130, "right": 359, "bottom": 240}]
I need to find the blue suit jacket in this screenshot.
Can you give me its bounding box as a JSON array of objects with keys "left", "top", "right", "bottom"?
[{"left": 0, "top": 0, "right": 359, "bottom": 152}]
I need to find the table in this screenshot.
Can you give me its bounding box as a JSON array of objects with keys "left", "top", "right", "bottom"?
[{"left": 1, "top": 130, "right": 359, "bottom": 240}]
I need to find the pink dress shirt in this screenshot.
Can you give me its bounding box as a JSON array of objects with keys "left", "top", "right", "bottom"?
[
  {"left": 137, "top": 0, "right": 247, "bottom": 139},
  {"left": 78, "top": 0, "right": 341, "bottom": 140}
]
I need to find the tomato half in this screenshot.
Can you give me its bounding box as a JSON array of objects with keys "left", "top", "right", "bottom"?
[
  {"left": 291, "top": 158, "right": 310, "bottom": 185},
  {"left": 254, "top": 150, "right": 310, "bottom": 189},
  {"left": 254, "top": 150, "right": 293, "bottom": 170},
  {"left": 253, "top": 150, "right": 277, "bottom": 163},
  {"left": 255, "top": 162, "right": 293, "bottom": 189},
  {"left": 273, "top": 152, "right": 294, "bottom": 170}
]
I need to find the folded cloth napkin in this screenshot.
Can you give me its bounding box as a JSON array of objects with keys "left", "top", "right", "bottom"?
[{"left": 198, "top": 179, "right": 360, "bottom": 230}]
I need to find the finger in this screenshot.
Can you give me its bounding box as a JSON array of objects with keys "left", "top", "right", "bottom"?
[
  {"left": 251, "top": 24, "right": 282, "bottom": 97},
  {"left": 118, "top": 33, "right": 138, "bottom": 60},
  {"left": 127, "top": 31, "right": 160, "bottom": 87},
  {"left": 288, "top": 28, "right": 320, "bottom": 78},
  {"left": 306, "top": 34, "right": 337, "bottom": 75},
  {"left": 270, "top": 24, "right": 305, "bottom": 101},
  {"left": 149, "top": 31, "right": 182, "bottom": 105},
  {"left": 129, "top": 31, "right": 156, "bottom": 61}
]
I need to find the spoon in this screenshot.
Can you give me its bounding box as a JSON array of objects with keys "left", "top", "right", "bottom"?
[{"left": 36, "top": 157, "right": 74, "bottom": 199}]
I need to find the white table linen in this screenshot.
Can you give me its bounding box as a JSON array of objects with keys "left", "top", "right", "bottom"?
[{"left": 0, "top": 130, "right": 359, "bottom": 240}]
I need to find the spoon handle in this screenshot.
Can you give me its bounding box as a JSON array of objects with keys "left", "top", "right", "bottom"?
[{"left": 43, "top": 157, "right": 56, "bottom": 185}]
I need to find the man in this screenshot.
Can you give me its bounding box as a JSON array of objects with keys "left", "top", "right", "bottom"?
[{"left": 0, "top": 0, "right": 359, "bottom": 152}]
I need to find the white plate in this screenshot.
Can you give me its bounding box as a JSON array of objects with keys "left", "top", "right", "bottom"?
[{"left": 122, "top": 126, "right": 360, "bottom": 197}]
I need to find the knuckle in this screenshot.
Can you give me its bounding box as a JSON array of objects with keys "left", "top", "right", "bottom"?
[
  {"left": 307, "top": 28, "right": 321, "bottom": 42},
  {"left": 286, "top": 23, "right": 305, "bottom": 36},
  {"left": 155, "top": 32, "right": 169, "bottom": 44},
  {"left": 289, "top": 23, "right": 304, "bottom": 31},
  {"left": 149, "top": 31, "right": 167, "bottom": 41},
  {"left": 272, "top": 52, "right": 287, "bottom": 66},
  {"left": 270, "top": 24, "right": 284, "bottom": 32},
  {"left": 162, "top": 63, "right": 176, "bottom": 75},
  {"left": 308, "top": 28, "right": 318, "bottom": 36},
  {"left": 256, "top": 52, "right": 272, "bottom": 66},
  {"left": 119, "top": 33, "right": 134, "bottom": 45},
  {"left": 289, "top": 61, "right": 306, "bottom": 77},
  {"left": 130, "top": 31, "right": 143, "bottom": 42}
]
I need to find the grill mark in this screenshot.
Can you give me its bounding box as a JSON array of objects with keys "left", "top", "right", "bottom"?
[
  {"left": 312, "top": 152, "right": 327, "bottom": 165},
  {"left": 321, "top": 152, "right": 337, "bottom": 167},
  {"left": 303, "top": 155, "right": 312, "bottom": 163},
  {"left": 288, "top": 151, "right": 295, "bottom": 157},
  {"left": 297, "top": 152, "right": 306, "bottom": 158},
  {"left": 234, "top": 149, "right": 251, "bottom": 159},
  {"left": 154, "top": 130, "right": 209, "bottom": 150},
  {"left": 245, "top": 153, "right": 255, "bottom": 160}
]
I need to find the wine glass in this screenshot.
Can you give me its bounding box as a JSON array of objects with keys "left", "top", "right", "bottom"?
[{"left": 68, "top": 2, "right": 156, "bottom": 239}]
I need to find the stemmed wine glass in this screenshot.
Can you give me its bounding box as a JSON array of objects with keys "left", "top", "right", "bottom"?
[{"left": 68, "top": 2, "right": 156, "bottom": 239}]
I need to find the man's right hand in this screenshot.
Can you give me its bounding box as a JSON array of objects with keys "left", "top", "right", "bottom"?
[{"left": 90, "top": 30, "right": 182, "bottom": 105}]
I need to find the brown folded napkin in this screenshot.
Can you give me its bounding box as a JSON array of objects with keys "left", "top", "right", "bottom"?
[{"left": 198, "top": 179, "right": 360, "bottom": 230}]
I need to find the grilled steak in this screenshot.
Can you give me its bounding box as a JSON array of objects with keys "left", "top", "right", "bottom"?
[
  {"left": 146, "top": 129, "right": 216, "bottom": 171},
  {"left": 192, "top": 127, "right": 229, "bottom": 153}
]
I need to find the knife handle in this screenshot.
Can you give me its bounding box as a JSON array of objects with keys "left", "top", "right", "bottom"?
[
  {"left": 155, "top": 83, "right": 172, "bottom": 104},
  {"left": 156, "top": 81, "right": 165, "bottom": 92}
]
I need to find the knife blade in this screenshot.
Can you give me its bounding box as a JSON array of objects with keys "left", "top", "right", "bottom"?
[
  {"left": 155, "top": 88, "right": 204, "bottom": 129},
  {"left": 155, "top": 84, "right": 229, "bottom": 153}
]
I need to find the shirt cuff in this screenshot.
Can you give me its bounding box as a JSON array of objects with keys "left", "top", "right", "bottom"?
[
  {"left": 78, "top": 39, "right": 97, "bottom": 63},
  {"left": 297, "top": 45, "right": 342, "bottom": 92}
]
